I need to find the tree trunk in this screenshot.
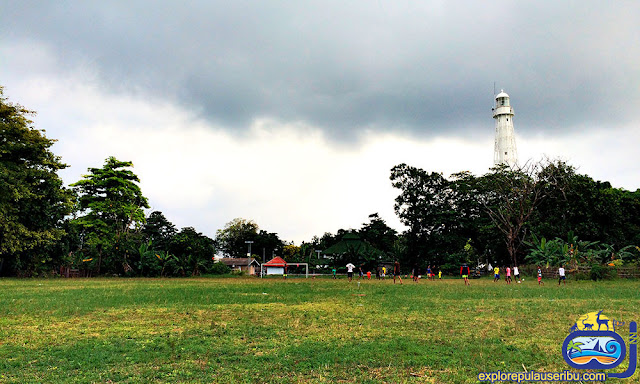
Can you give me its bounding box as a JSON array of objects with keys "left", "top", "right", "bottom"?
[{"left": 97, "top": 249, "right": 103, "bottom": 275}]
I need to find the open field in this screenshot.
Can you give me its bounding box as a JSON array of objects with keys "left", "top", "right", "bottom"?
[{"left": 0, "top": 276, "right": 638, "bottom": 383}]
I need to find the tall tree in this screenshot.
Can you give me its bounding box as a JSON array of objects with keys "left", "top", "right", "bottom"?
[
  {"left": 253, "top": 230, "right": 284, "bottom": 261},
  {"left": 0, "top": 87, "right": 74, "bottom": 275},
  {"left": 71, "top": 156, "right": 149, "bottom": 274},
  {"left": 142, "top": 211, "right": 177, "bottom": 251},
  {"left": 478, "top": 162, "right": 555, "bottom": 267},
  {"left": 359, "top": 213, "right": 398, "bottom": 256},
  {"left": 168, "top": 227, "right": 215, "bottom": 276},
  {"left": 390, "top": 163, "right": 465, "bottom": 267},
  {"left": 215, "top": 218, "right": 259, "bottom": 258},
  {"left": 531, "top": 161, "right": 640, "bottom": 248}
]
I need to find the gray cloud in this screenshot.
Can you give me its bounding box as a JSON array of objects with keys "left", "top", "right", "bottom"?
[{"left": 3, "top": 1, "right": 639, "bottom": 140}]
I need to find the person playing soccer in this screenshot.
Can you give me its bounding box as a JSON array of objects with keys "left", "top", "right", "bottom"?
[
  {"left": 381, "top": 266, "right": 386, "bottom": 280},
  {"left": 426, "top": 265, "right": 432, "bottom": 281},
  {"left": 332, "top": 267, "right": 337, "bottom": 279},
  {"left": 460, "top": 263, "right": 470, "bottom": 286},
  {"left": 558, "top": 265, "right": 566, "bottom": 285},
  {"left": 346, "top": 262, "right": 356, "bottom": 282},
  {"left": 366, "top": 270, "right": 371, "bottom": 280},
  {"left": 505, "top": 266, "right": 512, "bottom": 284},
  {"left": 393, "top": 261, "right": 403, "bottom": 284},
  {"left": 438, "top": 268, "right": 442, "bottom": 280},
  {"left": 493, "top": 266, "right": 500, "bottom": 282},
  {"left": 537, "top": 265, "right": 544, "bottom": 285},
  {"left": 513, "top": 265, "right": 520, "bottom": 283}
]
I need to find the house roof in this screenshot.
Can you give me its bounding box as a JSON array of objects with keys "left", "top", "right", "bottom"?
[
  {"left": 264, "top": 256, "right": 287, "bottom": 267},
  {"left": 219, "top": 258, "right": 260, "bottom": 267}
]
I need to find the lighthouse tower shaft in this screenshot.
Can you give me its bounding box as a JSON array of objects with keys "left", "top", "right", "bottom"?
[{"left": 493, "top": 90, "right": 518, "bottom": 166}]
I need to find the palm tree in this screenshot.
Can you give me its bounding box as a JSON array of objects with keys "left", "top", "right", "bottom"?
[{"left": 566, "top": 340, "right": 583, "bottom": 357}]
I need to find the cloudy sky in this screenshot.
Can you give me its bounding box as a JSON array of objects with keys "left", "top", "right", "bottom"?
[{"left": 2, "top": 1, "right": 639, "bottom": 244}]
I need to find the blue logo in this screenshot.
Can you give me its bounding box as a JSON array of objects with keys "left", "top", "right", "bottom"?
[{"left": 562, "top": 311, "right": 637, "bottom": 379}]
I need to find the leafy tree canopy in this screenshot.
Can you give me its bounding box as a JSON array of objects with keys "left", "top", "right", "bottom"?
[
  {"left": 0, "top": 87, "right": 74, "bottom": 274},
  {"left": 72, "top": 157, "right": 149, "bottom": 235},
  {"left": 215, "top": 218, "right": 259, "bottom": 258},
  {"left": 142, "top": 211, "right": 177, "bottom": 251},
  {"left": 70, "top": 156, "right": 149, "bottom": 273}
]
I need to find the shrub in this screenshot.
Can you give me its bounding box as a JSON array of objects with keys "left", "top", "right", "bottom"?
[
  {"left": 574, "top": 272, "right": 589, "bottom": 281},
  {"left": 589, "top": 264, "right": 612, "bottom": 281},
  {"left": 209, "top": 261, "right": 231, "bottom": 275}
]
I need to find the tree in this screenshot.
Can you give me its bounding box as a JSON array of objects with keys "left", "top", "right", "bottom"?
[
  {"left": 322, "top": 232, "right": 384, "bottom": 269},
  {"left": 390, "top": 163, "right": 469, "bottom": 268},
  {"left": 142, "top": 211, "right": 177, "bottom": 251},
  {"left": 168, "top": 227, "right": 215, "bottom": 276},
  {"left": 359, "top": 213, "right": 398, "bottom": 256},
  {"left": 71, "top": 156, "right": 149, "bottom": 274},
  {"left": 215, "top": 218, "right": 259, "bottom": 258},
  {"left": 478, "top": 161, "right": 562, "bottom": 267},
  {"left": 253, "top": 230, "right": 284, "bottom": 261},
  {"left": 531, "top": 161, "right": 640, "bottom": 249},
  {"left": 0, "top": 87, "right": 74, "bottom": 275}
]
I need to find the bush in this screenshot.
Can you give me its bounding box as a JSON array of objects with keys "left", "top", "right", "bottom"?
[
  {"left": 574, "top": 272, "right": 589, "bottom": 281},
  {"left": 589, "top": 264, "right": 612, "bottom": 281},
  {"left": 209, "top": 261, "right": 231, "bottom": 275}
]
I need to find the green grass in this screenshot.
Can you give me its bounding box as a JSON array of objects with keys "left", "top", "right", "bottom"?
[{"left": 0, "top": 276, "right": 638, "bottom": 383}]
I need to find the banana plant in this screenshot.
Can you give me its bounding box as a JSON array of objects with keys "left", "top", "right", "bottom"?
[
  {"left": 524, "top": 233, "right": 563, "bottom": 269},
  {"left": 155, "top": 251, "right": 177, "bottom": 277}
]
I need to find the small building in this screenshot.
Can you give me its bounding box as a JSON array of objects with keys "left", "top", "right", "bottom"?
[
  {"left": 263, "top": 256, "right": 287, "bottom": 275},
  {"left": 219, "top": 257, "right": 261, "bottom": 275}
]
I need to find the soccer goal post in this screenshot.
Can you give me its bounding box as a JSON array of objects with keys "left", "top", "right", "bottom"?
[
  {"left": 260, "top": 263, "right": 309, "bottom": 278},
  {"left": 288, "top": 263, "right": 308, "bottom": 278}
]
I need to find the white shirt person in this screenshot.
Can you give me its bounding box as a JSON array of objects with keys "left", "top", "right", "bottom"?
[{"left": 346, "top": 263, "right": 356, "bottom": 281}]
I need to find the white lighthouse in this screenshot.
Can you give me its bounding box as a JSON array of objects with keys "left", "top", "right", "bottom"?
[{"left": 493, "top": 90, "right": 518, "bottom": 166}]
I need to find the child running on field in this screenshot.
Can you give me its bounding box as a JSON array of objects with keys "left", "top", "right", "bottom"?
[
  {"left": 513, "top": 266, "right": 520, "bottom": 283},
  {"left": 505, "top": 266, "right": 512, "bottom": 284},
  {"left": 537, "top": 265, "right": 544, "bottom": 285},
  {"left": 460, "top": 263, "right": 470, "bottom": 286},
  {"left": 493, "top": 266, "right": 500, "bottom": 282},
  {"left": 558, "top": 265, "right": 566, "bottom": 285}
]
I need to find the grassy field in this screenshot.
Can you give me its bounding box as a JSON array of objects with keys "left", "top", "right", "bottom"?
[{"left": 0, "top": 276, "right": 638, "bottom": 383}]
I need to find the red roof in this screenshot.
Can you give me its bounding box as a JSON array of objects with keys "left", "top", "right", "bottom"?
[{"left": 264, "top": 256, "right": 287, "bottom": 267}]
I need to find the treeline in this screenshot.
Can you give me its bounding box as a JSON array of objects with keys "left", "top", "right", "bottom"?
[
  {"left": 2, "top": 87, "right": 639, "bottom": 277},
  {"left": 388, "top": 161, "right": 640, "bottom": 273},
  {"left": 292, "top": 161, "right": 640, "bottom": 275},
  {"left": 0, "top": 88, "right": 294, "bottom": 277}
]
